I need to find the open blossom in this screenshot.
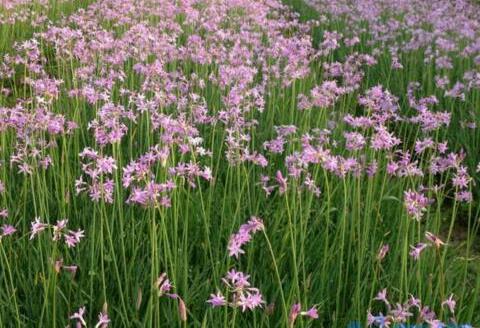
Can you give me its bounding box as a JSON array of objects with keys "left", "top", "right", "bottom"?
[
  {"left": 1, "top": 224, "right": 17, "bottom": 237},
  {"left": 94, "top": 312, "right": 110, "bottom": 328},
  {"left": 310, "top": 80, "right": 345, "bottom": 108},
  {"left": 53, "top": 219, "right": 68, "bottom": 241},
  {"left": 3, "top": 0, "right": 480, "bottom": 324},
  {"left": 237, "top": 291, "right": 265, "bottom": 312},
  {"left": 291, "top": 303, "right": 320, "bottom": 323},
  {"left": 390, "top": 303, "right": 413, "bottom": 322},
  {"left": 30, "top": 217, "right": 48, "bottom": 239},
  {"left": 404, "top": 190, "right": 433, "bottom": 221},
  {"left": 374, "top": 289, "right": 389, "bottom": 306},
  {"left": 371, "top": 126, "right": 401, "bottom": 151},
  {"left": 209, "top": 269, "right": 264, "bottom": 312},
  {"left": 207, "top": 292, "right": 227, "bottom": 307},
  {"left": 344, "top": 131, "right": 366, "bottom": 151},
  {"left": 409, "top": 243, "right": 428, "bottom": 260},
  {"left": 64, "top": 229, "right": 85, "bottom": 248},
  {"left": 425, "top": 232, "right": 445, "bottom": 248},
  {"left": 441, "top": 294, "right": 456, "bottom": 314},
  {"left": 367, "top": 311, "right": 390, "bottom": 328},
  {"left": 368, "top": 294, "right": 454, "bottom": 327},
  {"left": 302, "top": 307, "right": 319, "bottom": 319},
  {"left": 154, "top": 272, "right": 173, "bottom": 296},
  {"left": 29, "top": 217, "right": 84, "bottom": 247},
  {"left": 227, "top": 216, "right": 264, "bottom": 258},
  {"left": 0, "top": 209, "right": 8, "bottom": 218},
  {"left": 70, "top": 306, "right": 87, "bottom": 327},
  {"left": 76, "top": 148, "right": 117, "bottom": 204}
]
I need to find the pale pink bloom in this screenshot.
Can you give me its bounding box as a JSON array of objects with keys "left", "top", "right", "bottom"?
[
  {"left": 374, "top": 289, "right": 389, "bottom": 305},
  {"left": 441, "top": 294, "right": 456, "bottom": 314},
  {"left": 289, "top": 303, "right": 301, "bottom": 324},
  {"left": 302, "top": 307, "right": 319, "bottom": 319},
  {"left": 53, "top": 219, "right": 68, "bottom": 241},
  {"left": 425, "top": 232, "right": 445, "bottom": 248},
  {"left": 94, "top": 312, "right": 110, "bottom": 328},
  {"left": 409, "top": 243, "right": 428, "bottom": 260},
  {"left": 1, "top": 224, "right": 16, "bottom": 237},
  {"left": 207, "top": 292, "right": 226, "bottom": 307},
  {"left": 70, "top": 306, "right": 87, "bottom": 327},
  {"left": 30, "top": 217, "right": 48, "bottom": 240},
  {"left": 64, "top": 229, "right": 85, "bottom": 248}
]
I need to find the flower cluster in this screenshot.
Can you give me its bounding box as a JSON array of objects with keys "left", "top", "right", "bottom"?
[
  {"left": 228, "top": 216, "right": 265, "bottom": 258},
  {"left": 30, "top": 217, "right": 84, "bottom": 248},
  {"left": 368, "top": 290, "right": 458, "bottom": 327},
  {"left": 76, "top": 148, "right": 116, "bottom": 204},
  {"left": 207, "top": 270, "right": 265, "bottom": 312}
]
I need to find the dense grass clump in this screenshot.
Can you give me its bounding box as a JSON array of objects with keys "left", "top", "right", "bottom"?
[{"left": 0, "top": 0, "right": 479, "bottom": 327}]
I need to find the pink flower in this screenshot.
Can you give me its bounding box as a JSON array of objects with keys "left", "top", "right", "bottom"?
[
  {"left": 275, "top": 171, "right": 287, "bottom": 194},
  {"left": 404, "top": 190, "right": 433, "bottom": 221},
  {"left": 1, "top": 224, "right": 16, "bottom": 237},
  {"left": 0, "top": 208, "right": 8, "bottom": 218},
  {"left": 207, "top": 292, "right": 226, "bottom": 307},
  {"left": 227, "top": 217, "right": 264, "bottom": 258},
  {"left": 237, "top": 291, "right": 265, "bottom": 312},
  {"left": 64, "top": 229, "right": 85, "bottom": 248},
  {"left": 30, "top": 217, "right": 48, "bottom": 240},
  {"left": 70, "top": 306, "right": 87, "bottom": 327},
  {"left": 155, "top": 273, "right": 172, "bottom": 296},
  {"left": 289, "top": 303, "right": 301, "bottom": 324},
  {"left": 425, "top": 232, "right": 445, "bottom": 248},
  {"left": 53, "top": 219, "right": 68, "bottom": 241},
  {"left": 441, "top": 294, "right": 456, "bottom": 314},
  {"left": 302, "top": 307, "right": 319, "bottom": 319},
  {"left": 374, "top": 289, "right": 389, "bottom": 305},
  {"left": 409, "top": 243, "right": 428, "bottom": 260},
  {"left": 94, "top": 312, "right": 110, "bottom": 328},
  {"left": 211, "top": 269, "right": 263, "bottom": 312}
]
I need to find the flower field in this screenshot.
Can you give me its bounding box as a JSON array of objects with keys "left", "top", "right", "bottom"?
[{"left": 0, "top": 0, "right": 479, "bottom": 327}]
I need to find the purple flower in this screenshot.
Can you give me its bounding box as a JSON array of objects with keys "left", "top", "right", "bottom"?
[
  {"left": 409, "top": 243, "right": 428, "bottom": 260},
  {"left": 302, "top": 307, "right": 319, "bottom": 319},
  {"left": 237, "top": 291, "right": 264, "bottom": 312},
  {"left": 404, "top": 189, "right": 432, "bottom": 221},
  {"left": 211, "top": 269, "right": 263, "bottom": 313},
  {"left": 207, "top": 292, "right": 226, "bottom": 307},
  {"left": 1, "top": 224, "right": 16, "bottom": 237},
  {"left": 227, "top": 217, "right": 264, "bottom": 258},
  {"left": 94, "top": 312, "right": 110, "bottom": 328},
  {"left": 155, "top": 273, "right": 173, "bottom": 296}
]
